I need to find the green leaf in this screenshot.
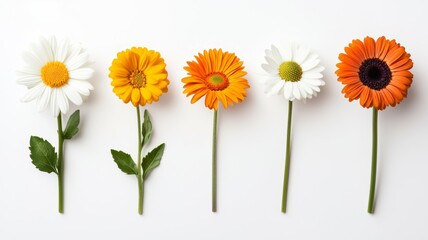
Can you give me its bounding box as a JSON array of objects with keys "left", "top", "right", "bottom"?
[
  {"left": 29, "top": 136, "right": 58, "bottom": 174},
  {"left": 63, "top": 110, "right": 80, "bottom": 140},
  {"left": 111, "top": 149, "right": 138, "bottom": 175},
  {"left": 142, "top": 143, "right": 165, "bottom": 180},
  {"left": 141, "top": 109, "right": 152, "bottom": 147}
]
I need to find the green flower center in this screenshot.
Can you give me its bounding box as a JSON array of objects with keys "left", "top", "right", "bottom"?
[
  {"left": 278, "top": 61, "right": 302, "bottom": 82},
  {"left": 209, "top": 74, "right": 224, "bottom": 84},
  {"left": 130, "top": 71, "right": 146, "bottom": 88}
]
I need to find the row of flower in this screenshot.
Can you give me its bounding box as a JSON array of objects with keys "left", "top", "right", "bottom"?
[{"left": 17, "top": 36, "right": 413, "bottom": 215}]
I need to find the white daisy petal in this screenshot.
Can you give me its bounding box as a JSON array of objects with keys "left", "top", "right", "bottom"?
[
  {"left": 265, "top": 56, "right": 279, "bottom": 69},
  {"left": 22, "top": 51, "right": 43, "bottom": 69},
  {"left": 267, "top": 80, "right": 285, "bottom": 96},
  {"left": 298, "top": 82, "right": 308, "bottom": 99},
  {"left": 17, "top": 75, "right": 41, "bottom": 88},
  {"left": 299, "top": 81, "right": 314, "bottom": 96},
  {"left": 304, "top": 79, "right": 325, "bottom": 86},
  {"left": 65, "top": 52, "right": 90, "bottom": 71},
  {"left": 17, "top": 66, "right": 40, "bottom": 76},
  {"left": 292, "top": 82, "right": 301, "bottom": 100},
  {"left": 262, "top": 63, "right": 278, "bottom": 74},
  {"left": 282, "top": 44, "right": 292, "bottom": 61},
  {"left": 55, "top": 38, "right": 69, "bottom": 62},
  {"left": 39, "top": 36, "right": 54, "bottom": 62},
  {"left": 69, "top": 68, "right": 94, "bottom": 80},
  {"left": 21, "top": 83, "right": 45, "bottom": 102},
  {"left": 37, "top": 87, "right": 52, "bottom": 111},
  {"left": 57, "top": 88, "right": 69, "bottom": 114},
  {"left": 283, "top": 82, "right": 293, "bottom": 100},
  {"left": 294, "top": 46, "right": 310, "bottom": 65},
  {"left": 50, "top": 88, "right": 59, "bottom": 117},
  {"left": 300, "top": 58, "right": 320, "bottom": 72},
  {"left": 68, "top": 80, "right": 93, "bottom": 96},
  {"left": 302, "top": 72, "right": 323, "bottom": 79},
  {"left": 63, "top": 84, "right": 83, "bottom": 105},
  {"left": 270, "top": 45, "right": 283, "bottom": 64}
]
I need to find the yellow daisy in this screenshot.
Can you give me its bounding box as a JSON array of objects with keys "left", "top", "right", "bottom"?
[{"left": 109, "top": 47, "right": 169, "bottom": 106}]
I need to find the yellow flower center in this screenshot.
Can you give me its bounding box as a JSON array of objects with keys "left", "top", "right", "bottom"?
[
  {"left": 41, "top": 61, "right": 69, "bottom": 88},
  {"left": 130, "top": 71, "right": 146, "bottom": 88},
  {"left": 279, "top": 61, "right": 302, "bottom": 82},
  {"left": 206, "top": 73, "right": 229, "bottom": 91}
]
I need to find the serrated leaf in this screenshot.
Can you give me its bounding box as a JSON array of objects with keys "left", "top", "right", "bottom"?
[
  {"left": 63, "top": 110, "right": 80, "bottom": 140},
  {"left": 141, "top": 109, "right": 152, "bottom": 147},
  {"left": 111, "top": 149, "right": 138, "bottom": 175},
  {"left": 29, "top": 136, "right": 58, "bottom": 174},
  {"left": 142, "top": 143, "right": 165, "bottom": 180}
]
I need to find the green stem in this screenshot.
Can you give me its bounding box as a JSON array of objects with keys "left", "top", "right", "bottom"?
[
  {"left": 282, "top": 100, "right": 293, "bottom": 213},
  {"left": 212, "top": 109, "right": 218, "bottom": 212},
  {"left": 57, "top": 114, "right": 64, "bottom": 214},
  {"left": 368, "top": 107, "right": 378, "bottom": 214},
  {"left": 136, "top": 106, "right": 144, "bottom": 215}
]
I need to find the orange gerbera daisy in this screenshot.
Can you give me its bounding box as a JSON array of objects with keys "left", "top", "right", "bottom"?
[
  {"left": 182, "top": 49, "right": 249, "bottom": 110},
  {"left": 109, "top": 47, "right": 169, "bottom": 107},
  {"left": 336, "top": 36, "right": 413, "bottom": 110}
]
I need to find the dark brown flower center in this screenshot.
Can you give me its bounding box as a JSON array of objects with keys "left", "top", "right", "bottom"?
[{"left": 359, "top": 58, "right": 391, "bottom": 90}]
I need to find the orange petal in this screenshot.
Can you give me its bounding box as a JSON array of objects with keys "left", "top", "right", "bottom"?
[{"left": 364, "top": 36, "right": 376, "bottom": 58}]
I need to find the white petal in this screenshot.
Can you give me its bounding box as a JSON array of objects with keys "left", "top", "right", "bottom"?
[
  {"left": 261, "top": 64, "right": 277, "bottom": 74},
  {"left": 68, "top": 80, "right": 93, "bottom": 96},
  {"left": 302, "top": 72, "right": 323, "bottom": 79},
  {"left": 37, "top": 87, "right": 52, "bottom": 111},
  {"left": 17, "top": 66, "right": 41, "bottom": 76},
  {"left": 283, "top": 82, "right": 293, "bottom": 100},
  {"left": 304, "top": 78, "right": 325, "bottom": 86},
  {"left": 65, "top": 52, "right": 90, "bottom": 71},
  {"left": 282, "top": 44, "right": 293, "bottom": 61},
  {"left": 300, "top": 58, "right": 320, "bottom": 72},
  {"left": 63, "top": 84, "right": 83, "bottom": 105},
  {"left": 22, "top": 51, "right": 43, "bottom": 69},
  {"left": 294, "top": 46, "right": 310, "bottom": 65},
  {"left": 292, "top": 82, "right": 301, "bottom": 100},
  {"left": 57, "top": 88, "right": 69, "bottom": 114},
  {"left": 264, "top": 77, "right": 281, "bottom": 86},
  {"left": 264, "top": 56, "right": 279, "bottom": 69},
  {"left": 270, "top": 45, "right": 283, "bottom": 64},
  {"left": 39, "top": 36, "right": 54, "bottom": 62},
  {"left": 267, "top": 80, "right": 284, "bottom": 96},
  {"left": 299, "top": 81, "right": 315, "bottom": 96},
  {"left": 50, "top": 88, "right": 59, "bottom": 117},
  {"left": 21, "top": 83, "right": 45, "bottom": 102},
  {"left": 298, "top": 82, "right": 308, "bottom": 99},
  {"left": 69, "top": 68, "right": 94, "bottom": 80},
  {"left": 17, "top": 75, "right": 41, "bottom": 88},
  {"left": 305, "top": 65, "right": 325, "bottom": 74},
  {"left": 55, "top": 38, "right": 70, "bottom": 62},
  {"left": 65, "top": 43, "right": 82, "bottom": 63}
]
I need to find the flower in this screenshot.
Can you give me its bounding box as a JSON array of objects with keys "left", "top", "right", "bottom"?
[
  {"left": 261, "top": 44, "right": 325, "bottom": 101},
  {"left": 182, "top": 48, "right": 249, "bottom": 110},
  {"left": 336, "top": 36, "right": 413, "bottom": 110},
  {"left": 109, "top": 47, "right": 169, "bottom": 107},
  {"left": 17, "top": 36, "right": 94, "bottom": 116}
]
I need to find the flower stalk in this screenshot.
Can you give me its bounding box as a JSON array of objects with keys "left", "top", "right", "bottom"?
[
  {"left": 212, "top": 109, "right": 218, "bottom": 212},
  {"left": 368, "top": 107, "right": 378, "bottom": 213},
  {"left": 136, "top": 106, "right": 144, "bottom": 215},
  {"left": 57, "top": 114, "right": 64, "bottom": 213},
  {"left": 282, "top": 100, "right": 293, "bottom": 213}
]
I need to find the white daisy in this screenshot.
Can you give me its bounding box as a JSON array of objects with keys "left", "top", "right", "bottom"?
[
  {"left": 261, "top": 43, "right": 325, "bottom": 101},
  {"left": 17, "top": 36, "right": 94, "bottom": 116}
]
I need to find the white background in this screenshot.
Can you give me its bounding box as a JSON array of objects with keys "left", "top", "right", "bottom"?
[{"left": 1, "top": 0, "right": 427, "bottom": 239}]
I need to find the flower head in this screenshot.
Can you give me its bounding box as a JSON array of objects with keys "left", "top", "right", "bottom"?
[
  {"left": 109, "top": 47, "right": 169, "bottom": 107},
  {"left": 261, "top": 43, "right": 325, "bottom": 101},
  {"left": 336, "top": 36, "right": 413, "bottom": 110},
  {"left": 182, "top": 49, "right": 249, "bottom": 110},
  {"left": 17, "top": 36, "right": 94, "bottom": 116}
]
